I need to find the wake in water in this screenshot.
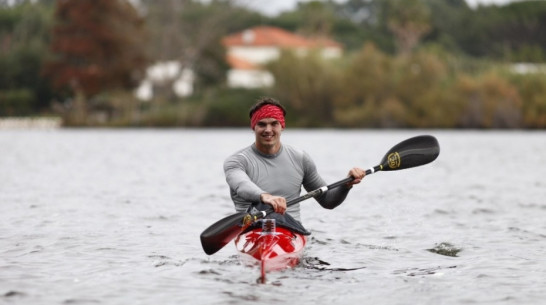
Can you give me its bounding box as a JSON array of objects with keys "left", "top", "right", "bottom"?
[{"left": 393, "top": 265, "right": 458, "bottom": 276}]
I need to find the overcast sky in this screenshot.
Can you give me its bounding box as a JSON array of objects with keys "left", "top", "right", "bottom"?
[{"left": 240, "top": 0, "right": 521, "bottom": 17}]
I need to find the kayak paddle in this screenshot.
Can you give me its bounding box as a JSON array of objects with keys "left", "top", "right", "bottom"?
[{"left": 200, "top": 135, "right": 440, "bottom": 255}]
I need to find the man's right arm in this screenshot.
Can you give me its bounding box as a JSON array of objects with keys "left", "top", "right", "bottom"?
[
  {"left": 224, "top": 154, "right": 264, "bottom": 203},
  {"left": 224, "top": 153, "right": 287, "bottom": 214}
]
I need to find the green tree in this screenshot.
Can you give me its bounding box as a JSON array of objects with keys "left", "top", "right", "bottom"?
[
  {"left": 295, "top": 1, "right": 337, "bottom": 38},
  {"left": 510, "top": 73, "right": 546, "bottom": 128},
  {"left": 422, "top": 0, "right": 470, "bottom": 54},
  {"left": 334, "top": 45, "right": 463, "bottom": 128},
  {"left": 385, "top": 0, "right": 431, "bottom": 55},
  {"left": 391, "top": 51, "right": 449, "bottom": 127},
  {"left": 456, "top": 73, "right": 522, "bottom": 128},
  {"left": 494, "top": 1, "right": 546, "bottom": 62},
  {"left": 331, "top": 0, "right": 395, "bottom": 53},
  {"left": 422, "top": 0, "right": 546, "bottom": 61},
  {"left": 0, "top": 2, "right": 53, "bottom": 115},
  {"left": 268, "top": 50, "right": 341, "bottom": 126},
  {"left": 334, "top": 43, "right": 399, "bottom": 127}
]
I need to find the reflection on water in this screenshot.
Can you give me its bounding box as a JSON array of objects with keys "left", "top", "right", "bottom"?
[{"left": 1, "top": 129, "right": 545, "bottom": 305}]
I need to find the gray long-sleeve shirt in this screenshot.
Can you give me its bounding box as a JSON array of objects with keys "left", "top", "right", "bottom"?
[{"left": 224, "top": 143, "right": 350, "bottom": 222}]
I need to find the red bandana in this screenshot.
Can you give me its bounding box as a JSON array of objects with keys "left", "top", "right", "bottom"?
[{"left": 250, "top": 105, "right": 285, "bottom": 129}]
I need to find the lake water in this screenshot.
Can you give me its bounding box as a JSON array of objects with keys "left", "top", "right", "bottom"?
[{"left": 1, "top": 129, "right": 545, "bottom": 305}]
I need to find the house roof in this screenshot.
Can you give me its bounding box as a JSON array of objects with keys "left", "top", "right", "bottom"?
[{"left": 222, "top": 26, "right": 342, "bottom": 49}]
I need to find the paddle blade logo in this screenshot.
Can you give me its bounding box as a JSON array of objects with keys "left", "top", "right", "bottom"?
[
  {"left": 387, "top": 152, "right": 401, "bottom": 169},
  {"left": 242, "top": 214, "right": 253, "bottom": 226}
]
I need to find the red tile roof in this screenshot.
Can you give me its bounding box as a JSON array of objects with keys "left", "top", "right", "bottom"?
[{"left": 222, "top": 26, "right": 342, "bottom": 49}]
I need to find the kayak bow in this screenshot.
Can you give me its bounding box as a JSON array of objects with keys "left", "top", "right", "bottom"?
[{"left": 234, "top": 219, "right": 306, "bottom": 283}]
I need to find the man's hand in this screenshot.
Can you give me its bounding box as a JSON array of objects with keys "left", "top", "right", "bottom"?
[
  {"left": 346, "top": 167, "right": 366, "bottom": 188},
  {"left": 260, "top": 193, "right": 287, "bottom": 214}
]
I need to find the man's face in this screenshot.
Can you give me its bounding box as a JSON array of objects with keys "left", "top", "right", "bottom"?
[{"left": 253, "top": 117, "right": 283, "bottom": 151}]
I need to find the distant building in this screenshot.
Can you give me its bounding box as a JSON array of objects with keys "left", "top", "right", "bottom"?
[
  {"left": 510, "top": 63, "right": 546, "bottom": 74},
  {"left": 222, "top": 26, "right": 343, "bottom": 88},
  {"left": 135, "top": 61, "right": 194, "bottom": 101},
  {"left": 135, "top": 26, "right": 343, "bottom": 100}
]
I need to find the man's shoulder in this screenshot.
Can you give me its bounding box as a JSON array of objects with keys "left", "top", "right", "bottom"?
[
  {"left": 283, "top": 143, "right": 306, "bottom": 154},
  {"left": 224, "top": 145, "right": 254, "bottom": 163},
  {"left": 231, "top": 145, "right": 253, "bottom": 156},
  {"left": 282, "top": 144, "right": 309, "bottom": 161}
]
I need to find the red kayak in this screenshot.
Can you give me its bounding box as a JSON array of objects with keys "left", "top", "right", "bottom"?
[{"left": 234, "top": 219, "right": 307, "bottom": 283}]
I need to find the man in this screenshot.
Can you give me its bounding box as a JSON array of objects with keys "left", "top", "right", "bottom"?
[{"left": 224, "top": 97, "right": 365, "bottom": 230}]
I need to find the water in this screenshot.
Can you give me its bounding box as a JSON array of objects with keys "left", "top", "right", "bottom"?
[{"left": 1, "top": 129, "right": 545, "bottom": 304}]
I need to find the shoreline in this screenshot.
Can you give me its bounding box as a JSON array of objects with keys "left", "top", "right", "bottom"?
[{"left": 0, "top": 117, "right": 62, "bottom": 130}]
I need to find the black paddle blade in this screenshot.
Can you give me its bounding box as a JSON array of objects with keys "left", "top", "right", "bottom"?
[
  {"left": 379, "top": 135, "right": 440, "bottom": 171},
  {"left": 200, "top": 212, "right": 247, "bottom": 255}
]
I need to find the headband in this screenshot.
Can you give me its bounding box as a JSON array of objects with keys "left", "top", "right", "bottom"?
[{"left": 250, "top": 105, "right": 285, "bottom": 129}]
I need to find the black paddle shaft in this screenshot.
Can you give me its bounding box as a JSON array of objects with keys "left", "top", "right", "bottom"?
[
  {"left": 251, "top": 164, "right": 383, "bottom": 220},
  {"left": 289, "top": 165, "right": 380, "bottom": 205}
]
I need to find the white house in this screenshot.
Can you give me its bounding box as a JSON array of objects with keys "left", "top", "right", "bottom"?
[
  {"left": 135, "top": 26, "right": 343, "bottom": 99},
  {"left": 135, "top": 61, "right": 195, "bottom": 101},
  {"left": 222, "top": 26, "right": 343, "bottom": 88}
]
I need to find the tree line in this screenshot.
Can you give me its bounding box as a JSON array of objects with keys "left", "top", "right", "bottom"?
[{"left": 0, "top": 0, "right": 545, "bottom": 128}]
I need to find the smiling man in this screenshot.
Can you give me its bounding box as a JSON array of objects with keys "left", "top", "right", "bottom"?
[{"left": 223, "top": 97, "right": 365, "bottom": 229}]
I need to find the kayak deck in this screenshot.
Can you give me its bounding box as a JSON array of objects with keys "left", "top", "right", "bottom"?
[{"left": 234, "top": 225, "right": 307, "bottom": 283}]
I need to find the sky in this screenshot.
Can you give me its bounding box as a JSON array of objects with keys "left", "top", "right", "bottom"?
[{"left": 240, "top": 0, "right": 521, "bottom": 17}]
